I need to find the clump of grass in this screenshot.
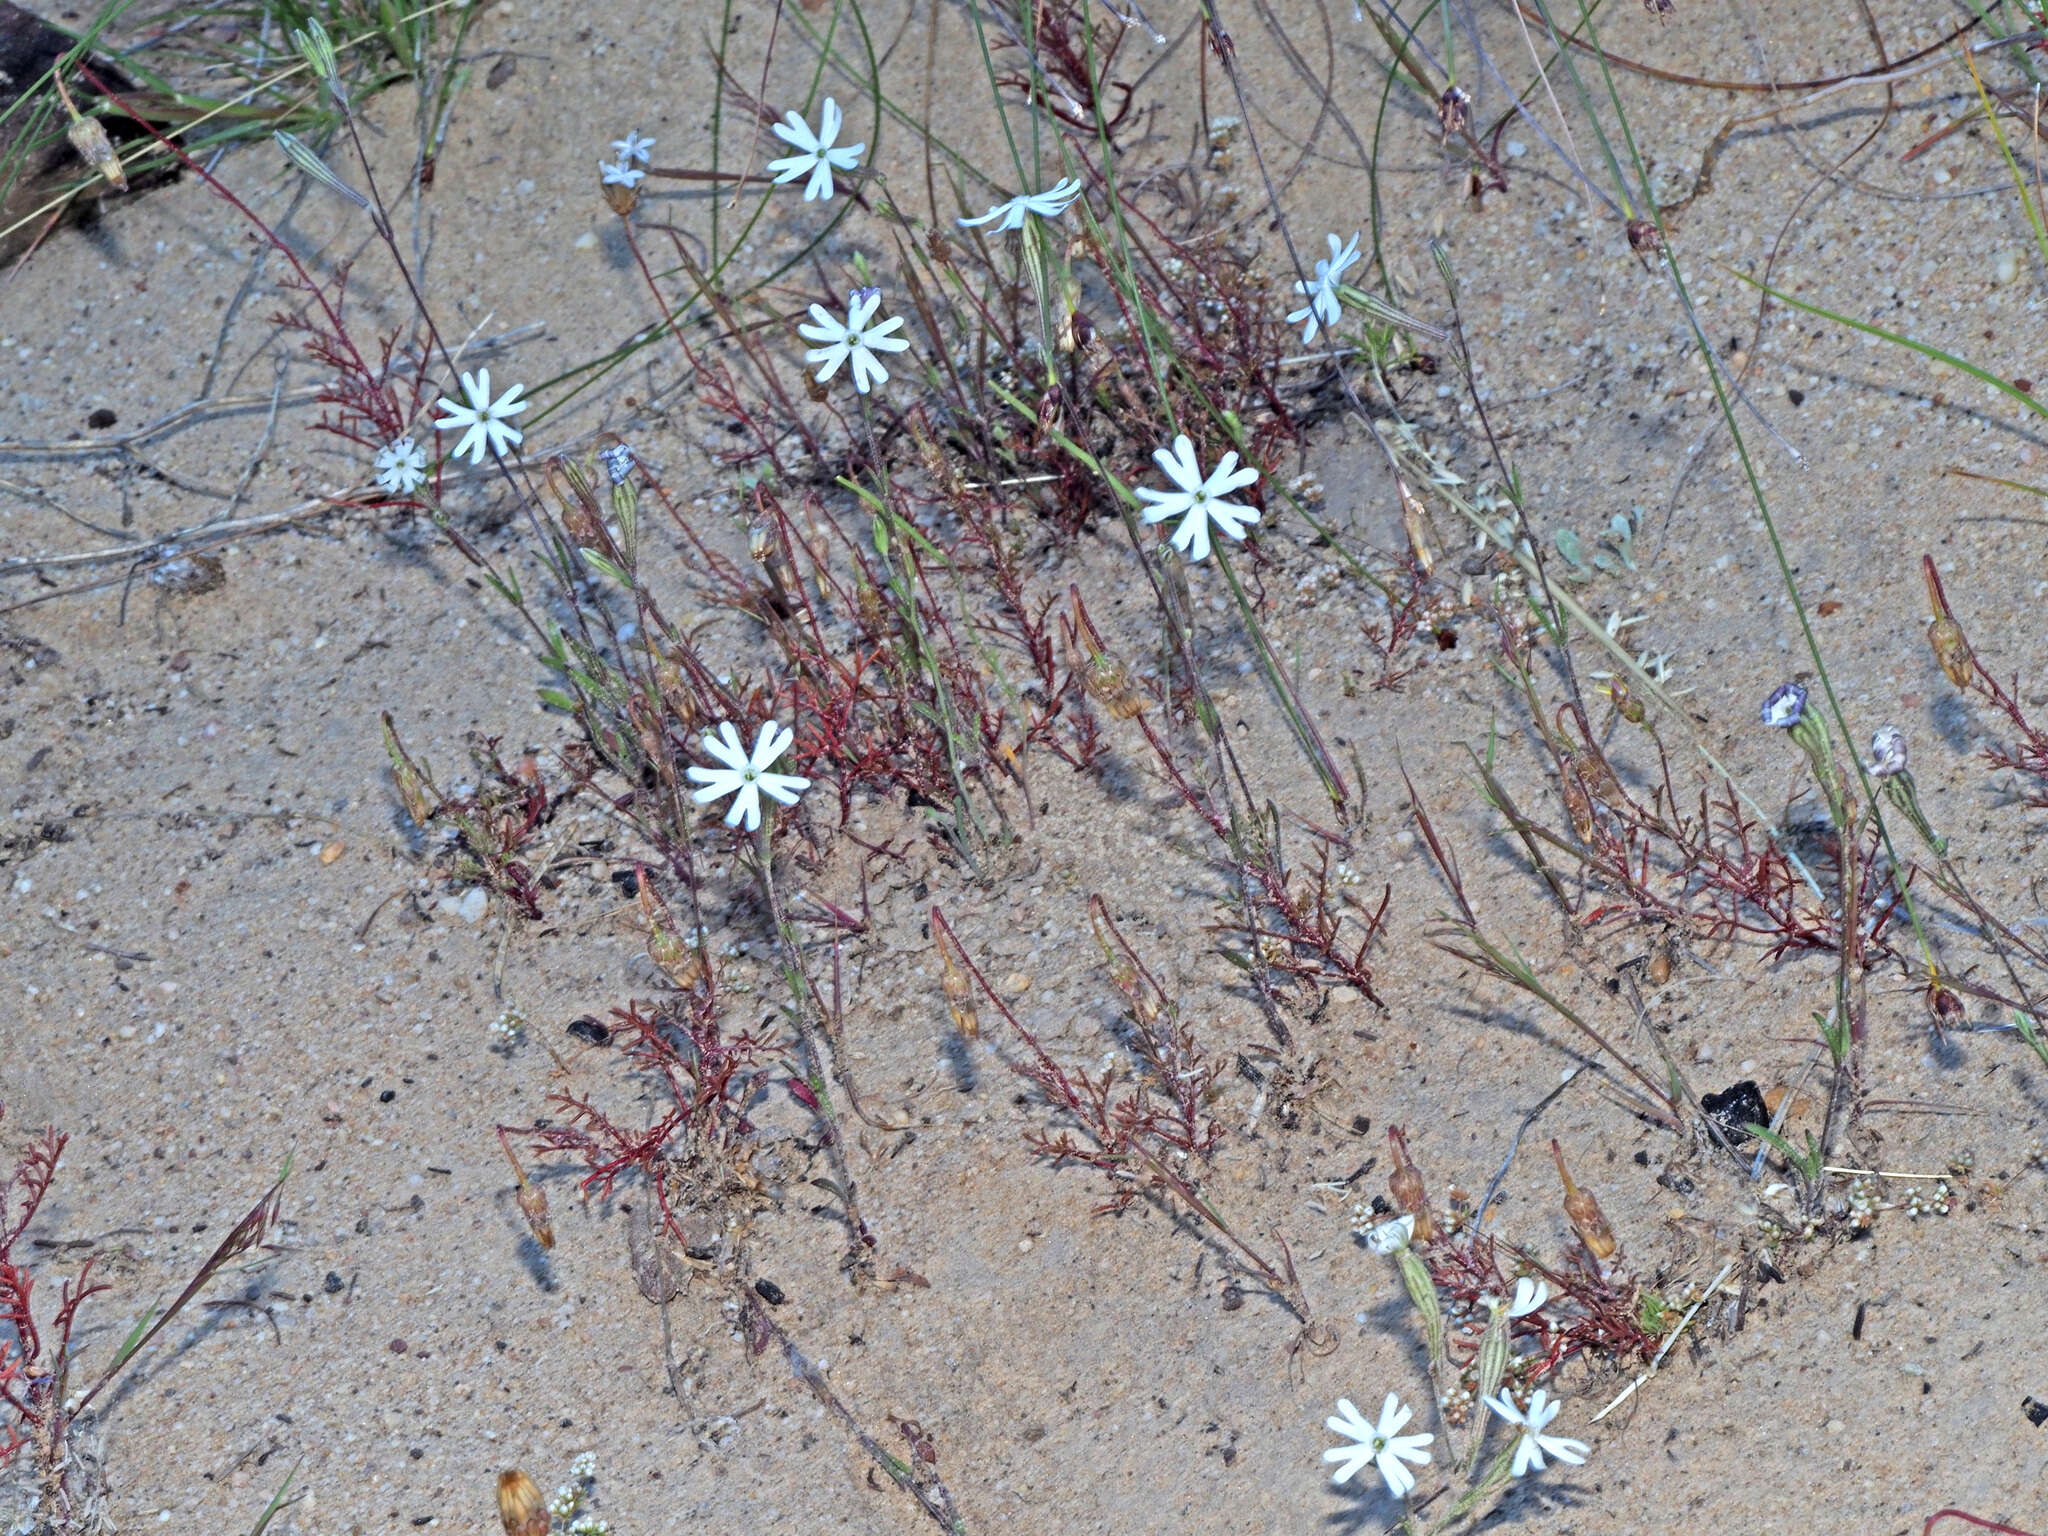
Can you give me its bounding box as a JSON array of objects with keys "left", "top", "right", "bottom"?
[
  {"left": 0, "top": 0, "right": 476, "bottom": 261},
  {"left": 1, "top": 1107, "right": 287, "bottom": 1535}
]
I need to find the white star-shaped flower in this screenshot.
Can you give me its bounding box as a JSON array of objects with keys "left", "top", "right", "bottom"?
[
  {"left": 1323, "top": 1393, "right": 1434, "bottom": 1498},
  {"left": 610, "top": 131, "right": 654, "bottom": 165},
  {"left": 797, "top": 287, "right": 909, "bottom": 395},
  {"left": 1363, "top": 1212, "right": 1415, "bottom": 1254},
  {"left": 767, "top": 97, "right": 864, "bottom": 202},
  {"left": 373, "top": 435, "right": 426, "bottom": 496},
  {"left": 1136, "top": 433, "right": 1260, "bottom": 563},
  {"left": 1507, "top": 1276, "right": 1549, "bottom": 1318},
  {"left": 958, "top": 176, "right": 1085, "bottom": 232},
  {"left": 1484, "top": 1388, "right": 1589, "bottom": 1478},
  {"left": 686, "top": 720, "right": 811, "bottom": 831},
  {"left": 1286, "top": 231, "right": 1361, "bottom": 344},
  {"left": 600, "top": 160, "right": 645, "bottom": 188},
  {"left": 433, "top": 369, "right": 528, "bottom": 466}
]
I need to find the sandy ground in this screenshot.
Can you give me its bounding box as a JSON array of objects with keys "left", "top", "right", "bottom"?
[{"left": 5, "top": 1, "right": 2048, "bottom": 1533}]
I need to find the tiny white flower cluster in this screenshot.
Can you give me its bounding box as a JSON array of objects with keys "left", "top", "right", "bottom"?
[
  {"left": 1903, "top": 1181, "right": 1951, "bottom": 1218},
  {"left": 547, "top": 1484, "right": 580, "bottom": 1521},
  {"left": 567, "top": 1518, "right": 610, "bottom": 1536},
  {"left": 570, "top": 1451, "right": 597, "bottom": 1482},
  {"left": 1844, "top": 1174, "right": 1878, "bottom": 1231},
  {"left": 600, "top": 129, "right": 653, "bottom": 189},
  {"left": 487, "top": 1005, "right": 525, "bottom": 1047}
]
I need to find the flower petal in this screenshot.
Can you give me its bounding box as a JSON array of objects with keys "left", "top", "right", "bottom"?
[
  {"left": 1152, "top": 433, "right": 1201, "bottom": 492},
  {"left": 818, "top": 96, "right": 842, "bottom": 148},
  {"left": 757, "top": 772, "right": 809, "bottom": 805},
  {"left": 771, "top": 111, "right": 815, "bottom": 150},
  {"left": 751, "top": 721, "right": 794, "bottom": 769},
  {"left": 808, "top": 343, "right": 851, "bottom": 381}
]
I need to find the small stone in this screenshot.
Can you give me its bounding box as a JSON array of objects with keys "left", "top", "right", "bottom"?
[
  {"left": 1506, "top": 140, "right": 1527, "bottom": 157},
  {"left": 456, "top": 887, "right": 488, "bottom": 923},
  {"left": 1017, "top": 1236, "right": 1034, "bottom": 1253},
  {"left": 319, "top": 841, "right": 346, "bottom": 865},
  {"left": 999, "top": 971, "right": 1032, "bottom": 997},
  {"left": 1994, "top": 250, "right": 2019, "bottom": 285}
]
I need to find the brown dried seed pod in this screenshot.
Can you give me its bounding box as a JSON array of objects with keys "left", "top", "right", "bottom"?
[
  {"left": 1552, "top": 1139, "right": 1615, "bottom": 1260},
  {"left": 1082, "top": 651, "right": 1147, "bottom": 719},
  {"left": 1925, "top": 981, "right": 1965, "bottom": 1034},
  {"left": 1397, "top": 479, "right": 1435, "bottom": 575},
  {"left": 1557, "top": 757, "right": 1596, "bottom": 843},
  {"left": 1609, "top": 678, "right": 1646, "bottom": 725},
  {"left": 1922, "top": 557, "right": 1974, "bottom": 690},
  {"left": 1387, "top": 1126, "right": 1433, "bottom": 1242},
  {"left": 1645, "top": 935, "right": 1673, "bottom": 988},
  {"left": 1576, "top": 744, "right": 1628, "bottom": 812},
  {"left": 498, "top": 1131, "right": 555, "bottom": 1250},
  {"left": 497, "top": 1471, "right": 548, "bottom": 1536},
  {"left": 937, "top": 932, "right": 978, "bottom": 1040},
  {"left": 1928, "top": 617, "right": 1973, "bottom": 691},
  {"left": 66, "top": 116, "right": 127, "bottom": 192}
]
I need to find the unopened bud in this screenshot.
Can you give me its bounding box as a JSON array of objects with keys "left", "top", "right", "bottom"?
[
  {"left": 290, "top": 17, "right": 344, "bottom": 104},
  {"left": 1470, "top": 1301, "right": 1510, "bottom": 1462},
  {"left": 275, "top": 130, "right": 367, "bottom": 210},
  {"left": 1866, "top": 725, "right": 1907, "bottom": 778},
  {"left": 1395, "top": 1245, "right": 1445, "bottom": 1371}
]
